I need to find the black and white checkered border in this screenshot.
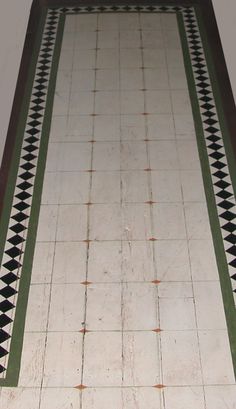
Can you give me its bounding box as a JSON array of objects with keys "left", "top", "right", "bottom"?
[
  {"left": 182, "top": 8, "right": 236, "bottom": 303},
  {"left": 0, "top": 9, "right": 60, "bottom": 377},
  {"left": 1, "top": 3, "right": 236, "bottom": 378}
]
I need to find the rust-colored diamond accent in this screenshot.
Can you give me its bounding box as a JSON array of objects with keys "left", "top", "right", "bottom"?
[
  {"left": 151, "top": 280, "right": 161, "bottom": 284},
  {"left": 81, "top": 281, "right": 92, "bottom": 286},
  {"left": 149, "top": 237, "right": 157, "bottom": 241},
  {"left": 153, "top": 384, "right": 165, "bottom": 389},
  {"left": 86, "top": 169, "right": 95, "bottom": 173},
  {"left": 83, "top": 239, "right": 92, "bottom": 243},
  {"left": 144, "top": 168, "right": 152, "bottom": 171},
  {"left": 75, "top": 384, "right": 87, "bottom": 390},
  {"left": 84, "top": 202, "right": 92, "bottom": 206},
  {"left": 152, "top": 328, "right": 162, "bottom": 333},
  {"left": 146, "top": 201, "right": 156, "bottom": 205},
  {"left": 79, "top": 328, "right": 90, "bottom": 334},
  {"left": 142, "top": 112, "right": 149, "bottom": 115}
]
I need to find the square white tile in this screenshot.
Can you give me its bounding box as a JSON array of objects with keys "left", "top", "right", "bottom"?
[
  {"left": 89, "top": 204, "right": 121, "bottom": 240},
  {"left": 122, "top": 240, "right": 155, "bottom": 281},
  {"left": 154, "top": 240, "right": 191, "bottom": 281},
  {"left": 122, "top": 203, "right": 152, "bottom": 240},
  {"left": 88, "top": 241, "right": 122, "bottom": 282},
  {"left": 152, "top": 203, "right": 186, "bottom": 239},
  {"left": 56, "top": 204, "right": 87, "bottom": 241},
  {"left": 53, "top": 242, "right": 87, "bottom": 283},
  {"left": 91, "top": 171, "right": 121, "bottom": 203},
  {"left": 121, "top": 171, "right": 150, "bottom": 202},
  {"left": 93, "top": 142, "right": 120, "bottom": 171}
]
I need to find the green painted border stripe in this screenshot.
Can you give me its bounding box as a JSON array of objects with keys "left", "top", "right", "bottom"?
[
  {"left": 0, "top": 11, "right": 65, "bottom": 387},
  {"left": 177, "top": 10, "right": 236, "bottom": 378}
]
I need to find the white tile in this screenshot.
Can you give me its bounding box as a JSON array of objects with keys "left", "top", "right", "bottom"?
[
  {"left": 121, "top": 141, "right": 148, "bottom": 170},
  {"left": 82, "top": 388, "right": 122, "bottom": 409},
  {"left": 122, "top": 387, "right": 162, "bottom": 409},
  {"left": 120, "top": 48, "right": 142, "bottom": 68},
  {"left": 58, "top": 49, "right": 74, "bottom": 70},
  {"left": 89, "top": 204, "right": 121, "bottom": 240},
  {"left": 69, "top": 91, "right": 94, "bottom": 115},
  {"left": 120, "top": 30, "right": 141, "bottom": 48},
  {"left": 64, "top": 15, "right": 76, "bottom": 32},
  {"left": 180, "top": 170, "right": 205, "bottom": 202},
  {"left": 160, "top": 298, "right": 196, "bottom": 330},
  {"left": 166, "top": 49, "right": 184, "bottom": 67},
  {"left": 121, "top": 171, "right": 150, "bottom": 202},
  {"left": 152, "top": 203, "right": 186, "bottom": 239},
  {"left": 121, "top": 91, "right": 144, "bottom": 114},
  {"left": 146, "top": 91, "right": 172, "bottom": 114},
  {"left": 120, "top": 68, "right": 143, "bottom": 90},
  {"left": 147, "top": 114, "right": 175, "bottom": 140},
  {"left": 149, "top": 141, "right": 179, "bottom": 170},
  {"left": 177, "top": 140, "right": 201, "bottom": 170},
  {"left": 161, "top": 14, "right": 178, "bottom": 31},
  {"left": 42, "top": 171, "right": 90, "bottom": 204},
  {"left": 31, "top": 242, "right": 54, "bottom": 283},
  {"left": 94, "top": 115, "right": 120, "bottom": 141},
  {"left": 158, "top": 282, "right": 193, "bottom": 298},
  {"left": 75, "top": 14, "right": 97, "bottom": 32},
  {"left": 144, "top": 68, "right": 169, "bottom": 90},
  {"left": 161, "top": 331, "right": 202, "bottom": 385},
  {"left": 91, "top": 172, "right": 120, "bottom": 203},
  {"left": 98, "top": 13, "right": 119, "bottom": 30},
  {"left": 140, "top": 13, "right": 162, "bottom": 30},
  {"left": 83, "top": 332, "right": 122, "bottom": 386},
  {"left": 73, "top": 49, "right": 96, "bottom": 69},
  {"left": 52, "top": 91, "right": 69, "bottom": 116},
  {"left": 119, "top": 14, "right": 140, "bottom": 30},
  {"left": 164, "top": 30, "right": 181, "bottom": 49},
  {"left": 174, "top": 114, "right": 195, "bottom": 137},
  {"left": 184, "top": 202, "right": 211, "bottom": 239},
  {"left": 122, "top": 203, "right": 152, "bottom": 240},
  {"left": 46, "top": 142, "right": 91, "bottom": 171},
  {"left": 122, "top": 241, "right": 155, "bottom": 281},
  {"left": 0, "top": 389, "right": 40, "bottom": 409},
  {"left": 56, "top": 204, "right": 87, "bottom": 241},
  {"left": 142, "top": 30, "right": 164, "bottom": 49},
  {"left": 40, "top": 388, "right": 80, "bottom": 409},
  {"left": 168, "top": 66, "right": 188, "bottom": 89},
  {"left": 74, "top": 31, "right": 97, "bottom": 49},
  {"left": 18, "top": 332, "right": 46, "bottom": 387},
  {"left": 43, "top": 332, "right": 83, "bottom": 387},
  {"left": 143, "top": 49, "right": 166, "bottom": 68},
  {"left": 120, "top": 114, "right": 146, "bottom": 140},
  {"left": 88, "top": 241, "right": 122, "bottom": 282},
  {"left": 123, "top": 283, "right": 157, "bottom": 330},
  {"left": 25, "top": 284, "right": 50, "bottom": 332},
  {"left": 123, "top": 332, "right": 160, "bottom": 385},
  {"left": 48, "top": 284, "right": 85, "bottom": 331},
  {"left": 55, "top": 70, "right": 71, "bottom": 92},
  {"left": 96, "top": 69, "right": 119, "bottom": 90},
  {"left": 198, "top": 330, "right": 235, "bottom": 385},
  {"left": 93, "top": 142, "right": 120, "bottom": 170},
  {"left": 71, "top": 69, "right": 95, "bottom": 91},
  {"left": 86, "top": 283, "right": 121, "bottom": 330},
  {"left": 171, "top": 90, "right": 192, "bottom": 114},
  {"left": 98, "top": 30, "right": 119, "bottom": 48},
  {"left": 50, "top": 115, "right": 93, "bottom": 142},
  {"left": 36, "top": 205, "right": 58, "bottom": 242},
  {"left": 164, "top": 386, "right": 205, "bottom": 409},
  {"left": 53, "top": 242, "right": 87, "bottom": 283},
  {"left": 193, "top": 282, "right": 227, "bottom": 330},
  {"left": 97, "top": 49, "right": 119, "bottom": 68},
  {"left": 95, "top": 91, "right": 120, "bottom": 114},
  {"left": 151, "top": 170, "right": 182, "bottom": 202},
  {"left": 188, "top": 239, "right": 219, "bottom": 281},
  {"left": 205, "top": 385, "right": 236, "bottom": 409},
  {"left": 154, "top": 240, "right": 191, "bottom": 281}
]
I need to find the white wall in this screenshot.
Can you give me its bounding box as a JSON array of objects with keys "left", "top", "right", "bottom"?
[
  {"left": 0, "top": 0, "right": 32, "bottom": 163},
  {"left": 212, "top": 0, "right": 236, "bottom": 103}
]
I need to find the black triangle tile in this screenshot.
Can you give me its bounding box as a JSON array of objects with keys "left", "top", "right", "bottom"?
[
  {"left": 222, "top": 222, "right": 236, "bottom": 233},
  {"left": 5, "top": 247, "right": 22, "bottom": 258},
  {"left": 16, "top": 181, "right": 32, "bottom": 191},
  {"left": 213, "top": 171, "right": 228, "bottom": 179},
  {"left": 10, "top": 223, "right": 26, "bottom": 234},
  {"left": 229, "top": 258, "right": 236, "bottom": 268},
  {"left": 19, "top": 171, "right": 34, "bottom": 181},
  {"left": 11, "top": 212, "right": 28, "bottom": 223},
  {"left": 22, "top": 153, "right": 37, "bottom": 161},
  {"left": 226, "top": 246, "right": 236, "bottom": 257},
  {"left": 0, "top": 346, "right": 8, "bottom": 358},
  {"left": 0, "top": 314, "right": 12, "bottom": 328},
  {"left": 209, "top": 152, "right": 224, "bottom": 160},
  {"left": 1, "top": 272, "right": 19, "bottom": 286},
  {"left": 14, "top": 201, "right": 30, "bottom": 212},
  {"left": 0, "top": 300, "right": 15, "bottom": 313},
  {"left": 25, "top": 135, "right": 39, "bottom": 144},
  {"left": 219, "top": 211, "right": 236, "bottom": 222},
  {"left": 23, "top": 145, "right": 38, "bottom": 153},
  {"left": 214, "top": 180, "right": 230, "bottom": 189},
  {"left": 8, "top": 235, "right": 25, "bottom": 246},
  {"left": 20, "top": 162, "right": 35, "bottom": 172},
  {"left": 0, "top": 329, "right": 10, "bottom": 343},
  {"left": 211, "top": 161, "right": 226, "bottom": 170},
  {"left": 0, "top": 285, "right": 17, "bottom": 299},
  {"left": 0, "top": 365, "right": 6, "bottom": 374},
  {"left": 3, "top": 259, "right": 21, "bottom": 272},
  {"left": 216, "top": 190, "right": 233, "bottom": 200},
  {"left": 225, "top": 233, "right": 236, "bottom": 244}
]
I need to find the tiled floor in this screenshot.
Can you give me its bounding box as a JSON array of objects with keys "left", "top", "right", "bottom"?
[{"left": 0, "top": 10, "right": 236, "bottom": 409}]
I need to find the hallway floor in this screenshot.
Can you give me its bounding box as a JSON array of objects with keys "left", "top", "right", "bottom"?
[{"left": 0, "top": 6, "right": 236, "bottom": 408}]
